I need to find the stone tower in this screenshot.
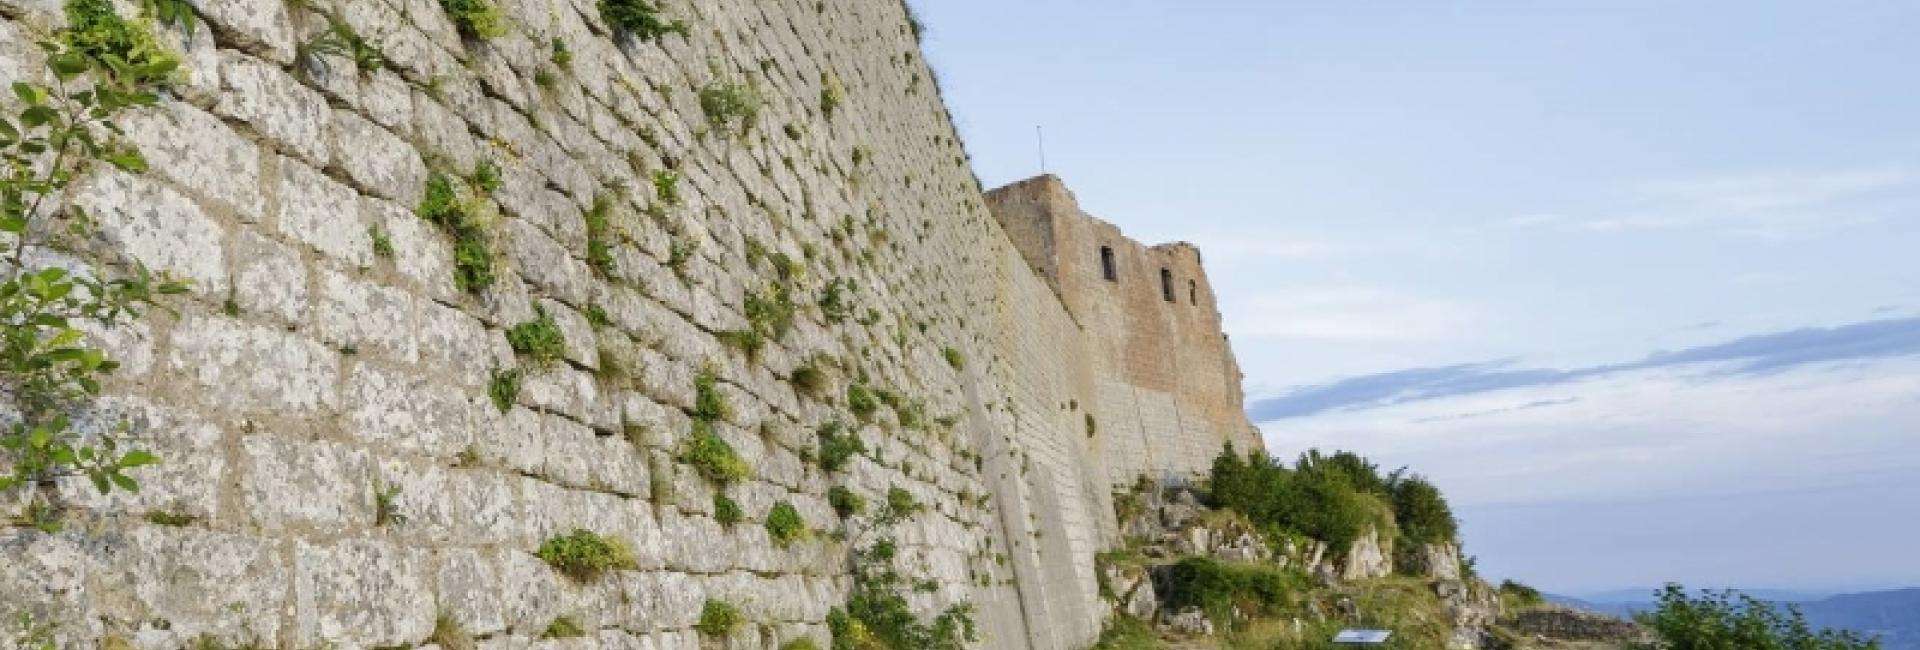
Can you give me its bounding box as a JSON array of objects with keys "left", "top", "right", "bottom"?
[{"left": 986, "top": 175, "right": 1264, "bottom": 487}]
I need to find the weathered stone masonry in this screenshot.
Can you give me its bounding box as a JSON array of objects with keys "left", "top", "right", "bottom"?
[
  {"left": 986, "top": 176, "right": 1263, "bottom": 489},
  {"left": 0, "top": 0, "right": 1260, "bottom": 648}
]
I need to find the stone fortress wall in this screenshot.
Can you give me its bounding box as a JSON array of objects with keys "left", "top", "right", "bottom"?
[
  {"left": 0, "top": 0, "right": 1260, "bottom": 647},
  {"left": 985, "top": 176, "right": 1263, "bottom": 489}
]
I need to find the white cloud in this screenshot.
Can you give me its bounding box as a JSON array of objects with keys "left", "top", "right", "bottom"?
[
  {"left": 1259, "top": 355, "right": 1920, "bottom": 509},
  {"left": 1509, "top": 166, "right": 1919, "bottom": 238},
  {"left": 1634, "top": 167, "right": 1917, "bottom": 214}
]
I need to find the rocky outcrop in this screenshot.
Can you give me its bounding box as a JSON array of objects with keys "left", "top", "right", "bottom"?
[
  {"left": 1410, "top": 542, "right": 1465, "bottom": 581},
  {"left": 1341, "top": 527, "right": 1395, "bottom": 580},
  {"left": 1123, "top": 487, "right": 1273, "bottom": 565},
  {"left": 1107, "top": 482, "right": 1509, "bottom": 649},
  {"left": 1437, "top": 578, "right": 1503, "bottom": 648}
]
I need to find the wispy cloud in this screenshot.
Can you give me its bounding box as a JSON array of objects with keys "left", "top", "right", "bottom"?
[
  {"left": 1511, "top": 166, "right": 1920, "bottom": 238},
  {"left": 1249, "top": 316, "right": 1920, "bottom": 420}
]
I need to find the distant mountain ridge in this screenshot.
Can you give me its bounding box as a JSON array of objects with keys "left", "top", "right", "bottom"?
[{"left": 1546, "top": 588, "right": 1920, "bottom": 650}]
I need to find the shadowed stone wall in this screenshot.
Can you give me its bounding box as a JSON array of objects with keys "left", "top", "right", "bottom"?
[{"left": 0, "top": 0, "right": 1254, "bottom": 647}]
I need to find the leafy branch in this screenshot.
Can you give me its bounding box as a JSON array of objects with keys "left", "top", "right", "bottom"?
[{"left": 0, "top": 19, "right": 188, "bottom": 530}]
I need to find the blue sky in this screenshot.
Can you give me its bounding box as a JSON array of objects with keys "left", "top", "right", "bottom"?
[{"left": 915, "top": 0, "right": 1920, "bottom": 594}]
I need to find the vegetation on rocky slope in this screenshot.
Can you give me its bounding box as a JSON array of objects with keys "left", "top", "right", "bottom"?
[{"left": 1206, "top": 446, "right": 1458, "bottom": 563}]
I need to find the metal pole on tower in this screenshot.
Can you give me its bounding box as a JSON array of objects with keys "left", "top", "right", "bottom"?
[{"left": 1036, "top": 125, "right": 1047, "bottom": 173}]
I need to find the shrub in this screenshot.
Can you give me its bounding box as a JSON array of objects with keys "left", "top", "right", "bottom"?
[
  {"left": 693, "top": 369, "right": 731, "bottom": 422},
  {"left": 716, "top": 328, "right": 764, "bottom": 358},
  {"left": 699, "top": 80, "right": 761, "bottom": 134},
  {"left": 1499, "top": 579, "right": 1545, "bottom": 609},
  {"left": 439, "top": 0, "right": 507, "bottom": 38},
  {"left": 744, "top": 285, "right": 796, "bottom": 339},
  {"left": 696, "top": 600, "right": 741, "bottom": 637},
  {"left": 846, "top": 382, "right": 878, "bottom": 420},
  {"left": 373, "top": 481, "right": 406, "bottom": 527},
  {"left": 62, "top": 0, "right": 179, "bottom": 86},
  {"left": 942, "top": 347, "right": 964, "bottom": 370},
  {"left": 1159, "top": 557, "right": 1305, "bottom": 627},
  {"left": 488, "top": 367, "right": 521, "bottom": 413},
  {"left": 1205, "top": 446, "right": 1405, "bottom": 557},
  {"left": 779, "top": 638, "right": 820, "bottom": 650},
  {"left": 369, "top": 225, "right": 394, "bottom": 258},
  {"left": 416, "top": 172, "right": 498, "bottom": 293},
  {"left": 1640, "top": 584, "right": 1878, "bottom": 649},
  {"left": 818, "top": 278, "right": 855, "bottom": 322},
  {"left": 652, "top": 170, "right": 682, "bottom": 206},
  {"left": 536, "top": 529, "right": 635, "bottom": 580},
  {"left": 836, "top": 589, "right": 974, "bottom": 650},
  {"left": 0, "top": 22, "right": 185, "bottom": 526},
  {"left": 883, "top": 486, "right": 919, "bottom": 521},
  {"left": 681, "top": 423, "right": 749, "bottom": 484},
  {"left": 506, "top": 308, "right": 567, "bottom": 367},
  {"left": 583, "top": 195, "right": 617, "bottom": 275},
  {"left": 817, "top": 421, "right": 864, "bottom": 472},
  {"left": 791, "top": 359, "right": 827, "bottom": 396},
  {"left": 1392, "top": 475, "right": 1457, "bottom": 547},
  {"left": 819, "top": 72, "right": 845, "bottom": 118},
  {"left": 828, "top": 486, "right": 865, "bottom": 518},
  {"left": 765, "top": 501, "right": 808, "bottom": 547},
  {"left": 598, "top": 0, "right": 686, "bottom": 40},
  {"left": 713, "top": 493, "right": 742, "bottom": 526}
]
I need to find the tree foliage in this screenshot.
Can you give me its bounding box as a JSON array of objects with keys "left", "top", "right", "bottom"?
[
  {"left": 1641, "top": 584, "right": 1880, "bottom": 650},
  {"left": 1204, "top": 445, "right": 1458, "bottom": 557}
]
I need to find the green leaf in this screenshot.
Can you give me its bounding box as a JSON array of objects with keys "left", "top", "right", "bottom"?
[
  {"left": 90, "top": 473, "right": 110, "bottom": 494},
  {"left": 19, "top": 105, "right": 57, "bottom": 128},
  {"left": 49, "top": 52, "right": 89, "bottom": 78},
  {"left": 11, "top": 82, "right": 41, "bottom": 104},
  {"left": 104, "top": 149, "right": 147, "bottom": 172},
  {"left": 110, "top": 472, "right": 139, "bottom": 492},
  {"left": 119, "top": 450, "right": 158, "bottom": 467},
  {"left": 0, "top": 216, "right": 25, "bottom": 233}
]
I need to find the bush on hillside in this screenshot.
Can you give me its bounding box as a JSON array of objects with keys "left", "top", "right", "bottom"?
[
  {"left": 1159, "top": 556, "right": 1307, "bottom": 627},
  {"left": 1204, "top": 445, "right": 1459, "bottom": 560},
  {"left": 1639, "top": 584, "right": 1879, "bottom": 649}
]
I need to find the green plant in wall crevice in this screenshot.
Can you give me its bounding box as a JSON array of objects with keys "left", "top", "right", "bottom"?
[
  {"left": 416, "top": 171, "right": 499, "bottom": 293},
  {"left": 598, "top": 0, "right": 687, "bottom": 42},
  {"left": 438, "top": 0, "right": 507, "bottom": 39},
  {"left": 506, "top": 307, "right": 567, "bottom": 368}
]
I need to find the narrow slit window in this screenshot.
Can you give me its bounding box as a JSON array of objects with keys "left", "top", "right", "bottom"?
[
  {"left": 1189, "top": 279, "right": 1197, "bottom": 305},
  {"left": 1100, "top": 246, "right": 1117, "bottom": 281},
  {"left": 1160, "top": 268, "right": 1174, "bottom": 302}
]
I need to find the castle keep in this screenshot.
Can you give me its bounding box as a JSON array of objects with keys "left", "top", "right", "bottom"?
[
  {"left": 987, "top": 176, "right": 1263, "bottom": 488},
  {"left": 0, "top": 0, "right": 1261, "bottom": 647}
]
